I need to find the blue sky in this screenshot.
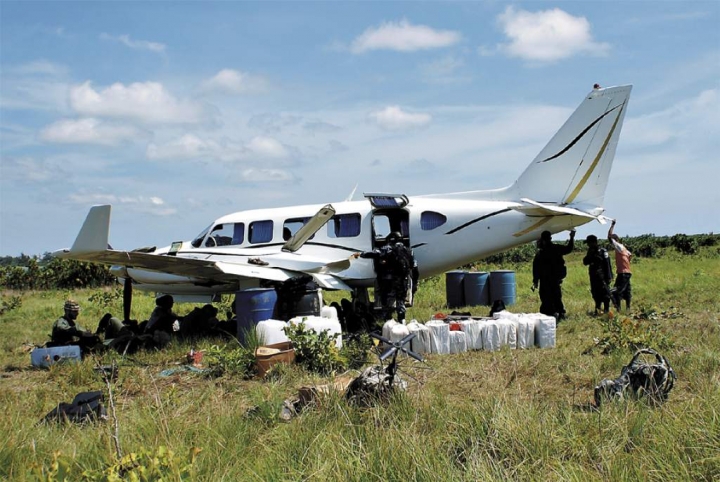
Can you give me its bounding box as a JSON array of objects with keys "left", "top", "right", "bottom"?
[{"left": 1, "top": 1, "right": 718, "bottom": 256}]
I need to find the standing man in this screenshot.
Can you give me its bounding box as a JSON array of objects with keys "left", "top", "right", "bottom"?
[
  {"left": 608, "top": 220, "right": 633, "bottom": 311},
  {"left": 532, "top": 229, "right": 575, "bottom": 320},
  {"left": 583, "top": 235, "right": 613, "bottom": 314},
  {"left": 351, "top": 232, "right": 414, "bottom": 322}
]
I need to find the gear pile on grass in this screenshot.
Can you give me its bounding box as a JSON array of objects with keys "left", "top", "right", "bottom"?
[{"left": 594, "top": 348, "right": 676, "bottom": 406}]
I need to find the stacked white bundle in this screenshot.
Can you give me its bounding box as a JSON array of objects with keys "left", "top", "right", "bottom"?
[
  {"left": 289, "top": 315, "right": 343, "bottom": 348},
  {"left": 459, "top": 319, "right": 483, "bottom": 350},
  {"left": 449, "top": 330, "right": 468, "bottom": 354},
  {"left": 256, "top": 319, "right": 289, "bottom": 345},
  {"left": 514, "top": 315, "right": 536, "bottom": 349},
  {"left": 407, "top": 321, "right": 432, "bottom": 354},
  {"left": 482, "top": 319, "right": 517, "bottom": 351},
  {"left": 390, "top": 323, "right": 410, "bottom": 345},
  {"left": 532, "top": 314, "right": 557, "bottom": 348},
  {"left": 426, "top": 320, "right": 450, "bottom": 354},
  {"left": 382, "top": 320, "right": 398, "bottom": 345},
  {"left": 492, "top": 310, "right": 519, "bottom": 322}
]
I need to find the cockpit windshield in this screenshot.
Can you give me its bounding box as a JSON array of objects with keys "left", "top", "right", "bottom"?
[{"left": 190, "top": 224, "right": 212, "bottom": 248}]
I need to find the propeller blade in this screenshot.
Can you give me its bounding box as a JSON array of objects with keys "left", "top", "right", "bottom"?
[
  {"left": 399, "top": 332, "right": 416, "bottom": 345},
  {"left": 401, "top": 347, "right": 424, "bottom": 362},
  {"left": 123, "top": 278, "right": 132, "bottom": 322},
  {"left": 379, "top": 346, "right": 398, "bottom": 362},
  {"left": 370, "top": 332, "right": 392, "bottom": 346}
]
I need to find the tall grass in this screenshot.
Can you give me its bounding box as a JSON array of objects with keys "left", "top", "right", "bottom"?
[{"left": 0, "top": 249, "right": 718, "bottom": 480}]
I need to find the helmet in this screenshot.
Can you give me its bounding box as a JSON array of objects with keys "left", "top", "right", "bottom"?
[
  {"left": 386, "top": 231, "right": 402, "bottom": 243},
  {"left": 64, "top": 299, "right": 80, "bottom": 312}
]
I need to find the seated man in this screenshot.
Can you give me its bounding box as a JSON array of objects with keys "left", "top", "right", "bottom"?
[
  {"left": 51, "top": 300, "right": 101, "bottom": 354},
  {"left": 144, "top": 294, "right": 180, "bottom": 335}
]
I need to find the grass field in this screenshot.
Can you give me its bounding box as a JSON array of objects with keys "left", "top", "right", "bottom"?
[{"left": 1, "top": 249, "right": 719, "bottom": 481}]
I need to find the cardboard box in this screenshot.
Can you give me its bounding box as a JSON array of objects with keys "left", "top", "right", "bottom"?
[{"left": 255, "top": 341, "right": 295, "bottom": 377}]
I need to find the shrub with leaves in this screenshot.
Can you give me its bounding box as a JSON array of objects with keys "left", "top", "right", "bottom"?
[
  {"left": 0, "top": 295, "right": 22, "bottom": 316},
  {"left": 204, "top": 344, "right": 256, "bottom": 378},
  {"left": 340, "top": 332, "right": 372, "bottom": 370},
  {"left": 588, "top": 308, "right": 674, "bottom": 354},
  {"left": 284, "top": 321, "right": 345, "bottom": 374},
  {"left": 30, "top": 446, "right": 201, "bottom": 482}
]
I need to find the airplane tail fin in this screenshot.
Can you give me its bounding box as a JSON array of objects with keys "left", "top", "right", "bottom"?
[
  {"left": 69, "top": 205, "right": 111, "bottom": 253},
  {"left": 513, "top": 84, "right": 632, "bottom": 207}
]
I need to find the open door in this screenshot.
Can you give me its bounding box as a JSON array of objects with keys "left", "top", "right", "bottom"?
[{"left": 365, "top": 193, "right": 411, "bottom": 249}]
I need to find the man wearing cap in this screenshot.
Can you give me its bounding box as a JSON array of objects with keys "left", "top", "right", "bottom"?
[
  {"left": 532, "top": 229, "right": 575, "bottom": 320},
  {"left": 51, "top": 300, "right": 100, "bottom": 352}
]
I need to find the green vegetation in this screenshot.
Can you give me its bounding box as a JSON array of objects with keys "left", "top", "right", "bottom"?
[{"left": 0, "top": 242, "right": 719, "bottom": 480}]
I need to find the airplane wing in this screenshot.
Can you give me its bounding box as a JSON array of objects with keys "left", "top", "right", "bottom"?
[
  {"left": 56, "top": 204, "right": 353, "bottom": 290},
  {"left": 511, "top": 198, "right": 605, "bottom": 221}
]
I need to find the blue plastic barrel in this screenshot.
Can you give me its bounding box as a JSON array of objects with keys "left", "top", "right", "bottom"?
[
  {"left": 464, "top": 271, "right": 490, "bottom": 306},
  {"left": 445, "top": 270, "right": 466, "bottom": 309},
  {"left": 489, "top": 270, "right": 516, "bottom": 306},
  {"left": 235, "top": 288, "right": 278, "bottom": 344}
]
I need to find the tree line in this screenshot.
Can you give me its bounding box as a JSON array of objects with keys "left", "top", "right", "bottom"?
[{"left": 1, "top": 233, "right": 717, "bottom": 291}]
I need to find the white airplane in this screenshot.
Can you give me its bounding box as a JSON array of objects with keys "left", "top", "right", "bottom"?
[{"left": 57, "top": 84, "right": 632, "bottom": 315}]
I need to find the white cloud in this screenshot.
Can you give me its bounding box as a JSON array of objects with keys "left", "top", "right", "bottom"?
[
  {"left": 200, "top": 69, "right": 267, "bottom": 94},
  {"left": 100, "top": 33, "right": 166, "bottom": 53},
  {"left": 41, "top": 118, "right": 140, "bottom": 145},
  {"left": 69, "top": 81, "right": 214, "bottom": 124},
  {"left": 497, "top": 7, "right": 610, "bottom": 62},
  {"left": 9, "top": 60, "right": 69, "bottom": 77},
  {"left": 241, "top": 168, "right": 293, "bottom": 182},
  {"left": 351, "top": 19, "right": 461, "bottom": 53},
  {"left": 246, "top": 136, "right": 289, "bottom": 158},
  {"left": 67, "top": 192, "right": 176, "bottom": 215},
  {"left": 369, "top": 106, "right": 432, "bottom": 130},
  {"left": 419, "top": 55, "right": 469, "bottom": 84},
  {"left": 1, "top": 156, "right": 63, "bottom": 182},
  {"left": 146, "top": 134, "right": 290, "bottom": 161}
]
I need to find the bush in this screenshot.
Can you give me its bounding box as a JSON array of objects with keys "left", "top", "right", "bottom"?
[
  {"left": 284, "top": 322, "right": 345, "bottom": 375},
  {"left": 587, "top": 308, "right": 674, "bottom": 354},
  {"left": 204, "top": 344, "right": 256, "bottom": 378}
]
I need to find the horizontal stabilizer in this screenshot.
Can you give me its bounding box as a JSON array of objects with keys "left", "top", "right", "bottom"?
[
  {"left": 511, "top": 198, "right": 601, "bottom": 220},
  {"left": 70, "top": 205, "right": 111, "bottom": 253}
]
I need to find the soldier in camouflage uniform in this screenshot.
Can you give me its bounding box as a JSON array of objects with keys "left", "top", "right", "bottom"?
[
  {"left": 351, "top": 232, "right": 414, "bottom": 322},
  {"left": 51, "top": 300, "right": 101, "bottom": 353}
]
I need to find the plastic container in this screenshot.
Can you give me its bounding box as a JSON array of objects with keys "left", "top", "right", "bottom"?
[
  {"left": 236, "top": 288, "right": 278, "bottom": 343},
  {"left": 321, "top": 305, "right": 338, "bottom": 320},
  {"left": 463, "top": 271, "right": 490, "bottom": 306},
  {"left": 289, "top": 315, "right": 342, "bottom": 349},
  {"left": 445, "top": 271, "right": 466, "bottom": 309},
  {"left": 31, "top": 345, "right": 82, "bottom": 368},
  {"left": 489, "top": 270, "right": 517, "bottom": 306},
  {"left": 256, "top": 319, "right": 289, "bottom": 346}
]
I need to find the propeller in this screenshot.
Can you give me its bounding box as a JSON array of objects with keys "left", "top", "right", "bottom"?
[{"left": 369, "top": 331, "right": 424, "bottom": 387}]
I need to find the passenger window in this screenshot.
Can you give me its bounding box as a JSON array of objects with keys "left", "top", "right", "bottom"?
[
  {"left": 328, "top": 213, "right": 361, "bottom": 238},
  {"left": 249, "top": 220, "right": 274, "bottom": 244},
  {"left": 283, "top": 218, "right": 313, "bottom": 241},
  {"left": 421, "top": 211, "right": 447, "bottom": 230}
]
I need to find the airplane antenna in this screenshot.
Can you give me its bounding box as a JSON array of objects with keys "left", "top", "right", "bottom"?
[{"left": 344, "top": 183, "right": 358, "bottom": 202}]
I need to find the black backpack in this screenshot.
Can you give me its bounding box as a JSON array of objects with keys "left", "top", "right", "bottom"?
[
  {"left": 391, "top": 243, "right": 414, "bottom": 274},
  {"left": 42, "top": 390, "right": 107, "bottom": 424}
]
